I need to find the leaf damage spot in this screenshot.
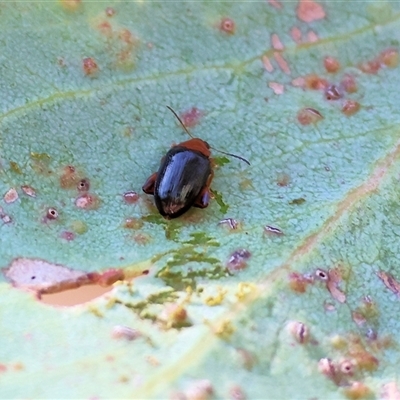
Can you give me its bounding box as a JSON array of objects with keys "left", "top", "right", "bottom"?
[
  {"left": 3, "top": 188, "right": 18, "bottom": 204},
  {"left": 268, "top": 82, "right": 284, "bottom": 95},
  {"left": 219, "top": 18, "right": 236, "bottom": 35},
  {"left": 21, "top": 185, "right": 36, "bottom": 198},
  {"left": 60, "top": 231, "right": 75, "bottom": 241},
  {"left": 60, "top": 0, "right": 81, "bottom": 12},
  {"left": 290, "top": 26, "right": 302, "bottom": 44},
  {"left": 297, "top": 0, "right": 326, "bottom": 23},
  {"left": 271, "top": 33, "right": 284, "bottom": 50},
  {"left": 326, "top": 267, "right": 346, "bottom": 303},
  {"left": 341, "top": 74, "right": 358, "bottom": 93},
  {"left": 273, "top": 52, "right": 291, "bottom": 75},
  {"left": 376, "top": 270, "right": 400, "bottom": 295},
  {"left": 342, "top": 100, "right": 361, "bottom": 117},
  {"left": 123, "top": 190, "right": 139, "bottom": 204},
  {"left": 297, "top": 108, "right": 323, "bottom": 125},
  {"left": 380, "top": 48, "right": 399, "bottom": 68},
  {"left": 82, "top": 57, "right": 99, "bottom": 77},
  {"left": 324, "top": 56, "right": 341, "bottom": 73},
  {"left": 262, "top": 55, "right": 274, "bottom": 73},
  {"left": 124, "top": 217, "right": 144, "bottom": 229},
  {"left": 105, "top": 6, "right": 116, "bottom": 17},
  {"left": 3, "top": 258, "right": 91, "bottom": 294},
  {"left": 0, "top": 207, "right": 12, "bottom": 224},
  {"left": 304, "top": 74, "right": 328, "bottom": 90},
  {"left": 306, "top": 30, "right": 318, "bottom": 43},
  {"left": 226, "top": 249, "right": 251, "bottom": 273},
  {"left": 343, "top": 382, "right": 371, "bottom": 400},
  {"left": 288, "top": 272, "right": 313, "bottom": 293},
  {"left": 180, "top": 107, "right": 204, "bottom": 128},
  {"left": 268, "top": 0, "right": 282, "bottom": 9},
  {"left": 75, "top": 193, "right": 100, "bottom": 210}
]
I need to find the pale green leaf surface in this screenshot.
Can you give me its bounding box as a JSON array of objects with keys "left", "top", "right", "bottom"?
[{"left": 1, "top": 0, "right": 400, "bottom": 398}]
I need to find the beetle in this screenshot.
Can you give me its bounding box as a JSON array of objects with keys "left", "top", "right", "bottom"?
[{"left": 142, "top": 106, "right": 249, "bottom": 219}]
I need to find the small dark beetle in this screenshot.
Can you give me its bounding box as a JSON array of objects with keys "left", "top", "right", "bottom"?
[{"left": 142, "top": 107, "right": 249, "bottom": 219}]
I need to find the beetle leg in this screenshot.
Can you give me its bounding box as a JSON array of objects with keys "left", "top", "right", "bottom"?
[
  {"left": 142, "top": 173, "right": 157, "bottom": 195},
  {"left": 194, "top": 171, "right": 214, "bottom": 209},
  {"left": 194, "top": 186, "right": 211, "bottom": 208}
]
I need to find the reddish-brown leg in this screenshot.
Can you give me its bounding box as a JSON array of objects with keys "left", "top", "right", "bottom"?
[
  {"left": 142, "top": 173, "right": 157, "bottom": 194},
  {"left": 194, "top": 171, "right": 214, "bottom": 208}
]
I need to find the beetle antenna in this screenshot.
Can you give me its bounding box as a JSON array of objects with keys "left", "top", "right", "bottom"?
[
  {"left": 166, "top": 105, "right": 195, "bottom": 139},
  {"left": 211, "top": 148, "right": 250, "bottom": 165},
  {"left": 166, "top": 105, "right": 250, "bottom": 165}
]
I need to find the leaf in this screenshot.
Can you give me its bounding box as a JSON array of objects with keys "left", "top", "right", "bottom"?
[{"left": 1, "top": 0, "right": 400, "bottom": 398}]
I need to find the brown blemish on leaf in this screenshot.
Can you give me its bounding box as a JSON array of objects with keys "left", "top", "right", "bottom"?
[
  {"left": 342, "top": 100, "right": 361, "bottom": 116},
  {"left": 268, "top": 0, "right": 282, "bottom": 9},
  {"left": 304, "top": 74, "right": 328, "bottom": 90},
  {"left": 180, "top": 107, "right": 204, "bottom": 128},
  {"left": 219, "top": 17, "right": 236, "bottom": 35},
  {"left": 0, "top": 207, "right": 12, "bottom": 224},
  {"left": 10, "top": 161, "right": 22, "bottom": 174},
  {"left": 60, "top": 0, "right": 81, "bottom": 12},
  {"left": 297, "top": 0, "right": 326, "bottom": 23},
  {"left": 82, "top": 57, "right": 99, "bottom": 76},
  {"left": 358, "top": 58, "right": 381, "bottom": 74},
  {"left": 4, "top": 188, "right": 18, "bottom": 204},
  {"left": 75, "top": 193, "right": 100, "bottom": 210},
  {"left": 271, "top": 33, "right": 284, "bottom": 50},
  {"left": 21, "top": 185, "right": 36, "bottom": 198},
  {"left": 288, "top": 272, "right": 313, "bottom": 293},
  {"left": 97, "top": 21, "right": 113, "bottom": 37},
  {"left": 3, "top": 258, "right": 91, "bottom": 294},
  {"left": 123, "top": 191, "right": 139, "bottom": 204},
  {"left": 277, "top": 172, "right": 290, "bottom": 186},
  {"left": 133, "top": 232, "right": 151, "bottom": 245},
  {"left": 105, "top": 7, "right": 116, "bottom": 17},
  {"left": 297, "top": 108, "right": 323, "bottom": 125},
  {"left": 60, "top": 231, "right": 75, "bottom": 241},
  {"left": 377, "top": 270, "right": 400, "bottom": 295},
  {"left": 327, "top": 267, "right": 346, "bottom": 303},
  {"left": 262, "top": 55, "right": 274, "bottom": 73},
  {"left": 291, "top": 77, "right": 305, "bottom": 87},
  {"left": 60, "top": 166, "right": 83, "bottom": 189},
  {"left": 30, "top": 152, "right": 52, "bottom": 175},
  {"left": 380, "top": 48, "right": 399, "bottom": 68},
  {"left": 158, "top": 302, "right": 189, "bottom": 328},
  {"left": 268, "top": 82, "right": 284, "bottom": 95},
  {"left": 307, "top": 30, "right": 319, "bottom": 43},
  {"left": 124, "top": 218, "right": 144, "bottom": 229},
  {"left": 343, "top": 382, "right": 371, "bottom": 400},
  {"left": 324, "top": 56, "right": 341, "bottom": 73},
  {"left": 290, "top": 26, "right": 302, "bottom": 44},
  {"left": 226, "top": 249, "right": 251, "bottom": 272},
  {"left": 341, "top": 74, "right": 358, "bottom": 93},
  {"left": 273, "top": 52, "right": 290, "bottom": 74}
]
